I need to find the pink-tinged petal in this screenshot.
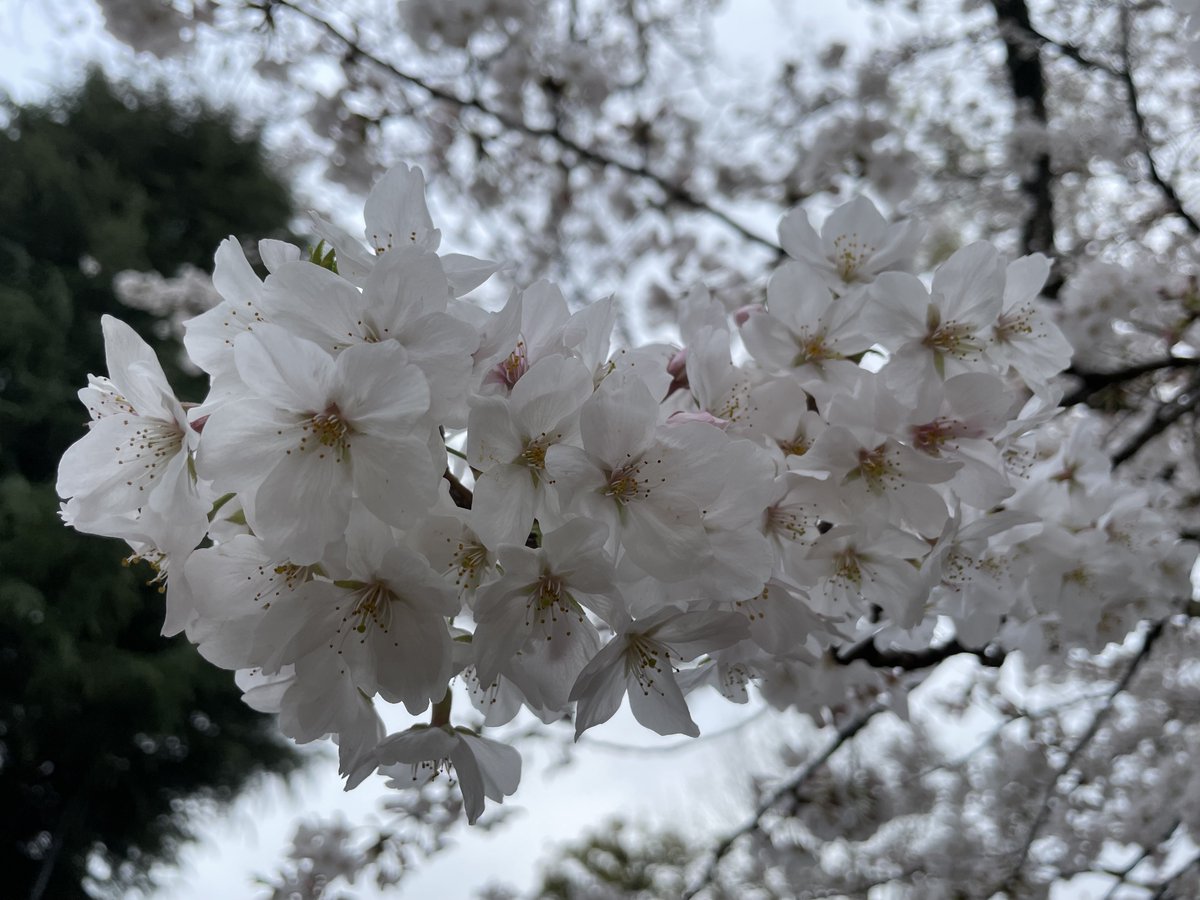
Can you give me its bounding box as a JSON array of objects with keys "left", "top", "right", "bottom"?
[
  {"left": 401, "top": 312, "right": 478, "bottom": 425},
  {"left": 234, "top": 325, "right": 333, "bottom": 413},
  {"left": 867, "top": 272, "right": 930, "bottom": 344},
  {"left": 309, "top": 212, "right": 375, "bottom": 286},
  {"left": 777, "top": 206, "right": 822, "bottom": 264},
  {"left": 1004, "top": 254, "right": 1052, "bottom": 311},
  {"left": 350, "top": 434, "right": 439, "bottom": 526},
  {"left": 365, "top": 246, "right": 449, "bottom": 322},
  {"left": 468, "top": 397, "right": 525, "bottom": 468},
  {"left": 931, "top": 242, "right": 1005, "bottom": 323},
  {"left": 211, "top": 237, "right": 263, "bottom": 304},
  {"left": 374, "top": 603, "right": 453, "bottom": 714},
  {"left": 375, "top": 726, "right": 459, "bottom": 767},
  {"left": 236, "top": 667, "right": 292, "bottom": 714},
  {"left": 895, "top": 483, "right": 951, "bottom": 537},
  {"left": 766, "top": 262, "right": 835, "bottom": 333},
  {"left": 507, "top": 616, "right": 602, "bottom": 711},
  {"left": 260, "top": 260, "right": 366, "bottom": 351},
  {"left": 511, "top": 355, "right": 592, "bottom": 438},
  {"left": 280, "top": 651, "right": 377, "bottom": 747},
  {"left": 254, "top": 448, "right": 351, "bottom": 563},
  {"left": 254, "top": 581, "right": 345, "bottom": 674},
  {"left": 456, "top": 732, "right": 522, "bottom": 802},
  {"left": 569, "top": 637, "right": 630, "bottom": 739},
  {"left": 472, "top": 584, "right": 532, "bottom": 687},
  {"left": 341, "top": 504, "right": 399, "bottom": 578},
  {"left": 363, "top": 164, "right": 440, "bottom": 253},
  {"left": 698, "top": 527, "right": 773, "bottom": 600},
  {"left": 740, "top": 313, "right": 803, "bottom": 371},
  {"left": 441, "top": 253, "right": 500, "bottom": 297},
  {"left": 100, "top": 316, "right": 174, "bottom": 417},
  {"left": 194, "top": 399, "right": 296, "bottom": 491},
  {"left": 580, "top": 378, "right": 657, "bottom": 466},
  {"left": 821, "top": 196, "right": 889, "bottom": 252},
  {"left": 562, "top": 296, "right": 616, "bottom": 374},
  {"left": 258, "top": 239, "right": 301, "bottom": 273},
  {"left": 472, "top": 463, "right": 537, "bottom": 550},
  {"left": 373, "top": 546, "right": 461, "bottom": 620},
  {"left": 542, "top": 519, "right": 611, "bottom": 583},
  {"left": 450, "top": 739, "right": 487, "bottom": 824},
  {"left": 57, "top": 414, "right": 184, "bottom": 515},
  {"left": 649, "top": 610, "right": 752, "bottom": 659},
  {"left": 627, "top": 663, "right": 699, "bottom": 738},
  {"left": 943, "top": 372, "right": 1013, "bottom": 427},
  {"left": 520, "top": 280, "right": 572, "bottom": 353},
  {"left": 332, "top": 342, "right": 430, "bottom": 429},
  {"left": 544, "top": 444, "right": 608, "bottom": 496},
  {"left": 621, "top": 500, "right": 709, "bottom": 582}
]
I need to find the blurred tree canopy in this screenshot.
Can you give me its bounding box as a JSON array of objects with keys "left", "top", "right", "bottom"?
[{"left": 0, "top": 70, "right": 302, "bottom": 898}]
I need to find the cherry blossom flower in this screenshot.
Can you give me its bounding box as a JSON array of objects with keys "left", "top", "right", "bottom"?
[
  {"left": 58, "top": 315, "right": 207, "bottom": 559},
  {"left": 197, "top": 325, "right": 438, "bottom": 562},
  {"left": 570, "top": 607, "right": 751, "bottom": 739}
]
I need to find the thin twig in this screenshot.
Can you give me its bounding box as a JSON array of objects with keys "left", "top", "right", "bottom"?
[
  {"left": 1118, "top": 5, "right": 1200, "bottom": 235},
  {"left": 266, "top": 0, "right": 781, "bottom": 253},
  {"left": 681, "top": 704, "right": 883, "bottom": 900},
  {"left": 1001, "top": 620, "right": 1165, "bottom": 893},
  {"left": 443, "top": 469, "right": 473, "bottom": 510},
  {"left": 1023, "top": 24, "right": 1123, "bottom": 78},
  {"left": 1112, "top": 373, "right": 1200, "bottom": 466},
  {"left": 1064, "top": 357, "right": 1200, "bottom": 406}
]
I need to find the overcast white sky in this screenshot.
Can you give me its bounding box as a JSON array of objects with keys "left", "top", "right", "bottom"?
[{"left": 0, "top": 2, "right": 931, "bottom": 898}]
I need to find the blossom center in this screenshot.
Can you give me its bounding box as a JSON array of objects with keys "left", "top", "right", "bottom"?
[
  {"left": 303, "top": 405, "right": 352, "bottom": 461},
  {"left": 994, "top": 305, "right": 1035, "bottom": 344},
  {"left": 832, "top": 233, "right": 875, "bottom": 282},
  {"left": 452, "top": 541, "right": 490, "bottom": 590},
  {"left": 604, "top": 462, "right": 646, "bottom": 503},
  {"left": 911, "top": 418, "right": 976, "bottom": 455},
  {"left": 349, "top": 581, "right": 396, "bottom": 634},
  {"left": 832, "top": 549, "right": 864, "bottom": 587},
  {"left": 793, "top": 329, "right": 837, "bottom": 367},
  {"left": 489, "top": 339, "right": 529, "bottom": 389},
  {"left": 853, "top": 445, "right": 896, "bottom": 491},
  {"left": 520, "top": 439, "right": 550, "bottom": 469},
  {"left": 925, "top": 321, "right": 981, "bottom": 358},
  {"left": 626, "top": 636, "right": 669, "bottom": 697}
]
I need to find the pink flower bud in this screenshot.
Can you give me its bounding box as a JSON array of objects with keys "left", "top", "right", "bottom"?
[{"left": 733, "top": 304, "right": 763, "bottom": 327}]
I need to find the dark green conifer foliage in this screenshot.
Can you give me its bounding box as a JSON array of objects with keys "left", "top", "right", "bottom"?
[{"left": 0, "top": 70, "right": 302, "bottom": 898}]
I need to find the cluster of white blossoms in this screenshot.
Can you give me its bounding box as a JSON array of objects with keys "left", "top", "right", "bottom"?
[{"left": 57, "top": 166, "right": 1196, "bottom": 824}]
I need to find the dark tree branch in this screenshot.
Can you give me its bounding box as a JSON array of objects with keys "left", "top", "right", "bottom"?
[
  {"left": 1064, "top": 357, "right": 1200, "bottom": 406},
  {"left": 266, "top": 0, "right": 782, "bottom": 254},
  {"left": 1002, "top": 620, "right": 1165, "bottom": 894},
  {"left": 1113, "top": 373, "right": 1200, "bottom": 466},
  {"left": 835, "top": 637, "right": 1005, "bottom": 671},
  {"left": 443, "top": 469, "right": 473, "bottom": 509},
  {"left": 991, "top": 0, "right": 1057, "bottom": 260},
  {"left": 1118, "top": 5, "right": 1200, "bottom": 236},
  {"left": 681, "top": 704, "right": 883, "bottom": 900},
  {"left": 1023, "top": 25, "right": 1123, "bottom": 78}
]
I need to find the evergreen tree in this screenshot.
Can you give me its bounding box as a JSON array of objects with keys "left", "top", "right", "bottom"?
[{"left": 0, "top": 70, "right": 302, "bottom": 899}]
